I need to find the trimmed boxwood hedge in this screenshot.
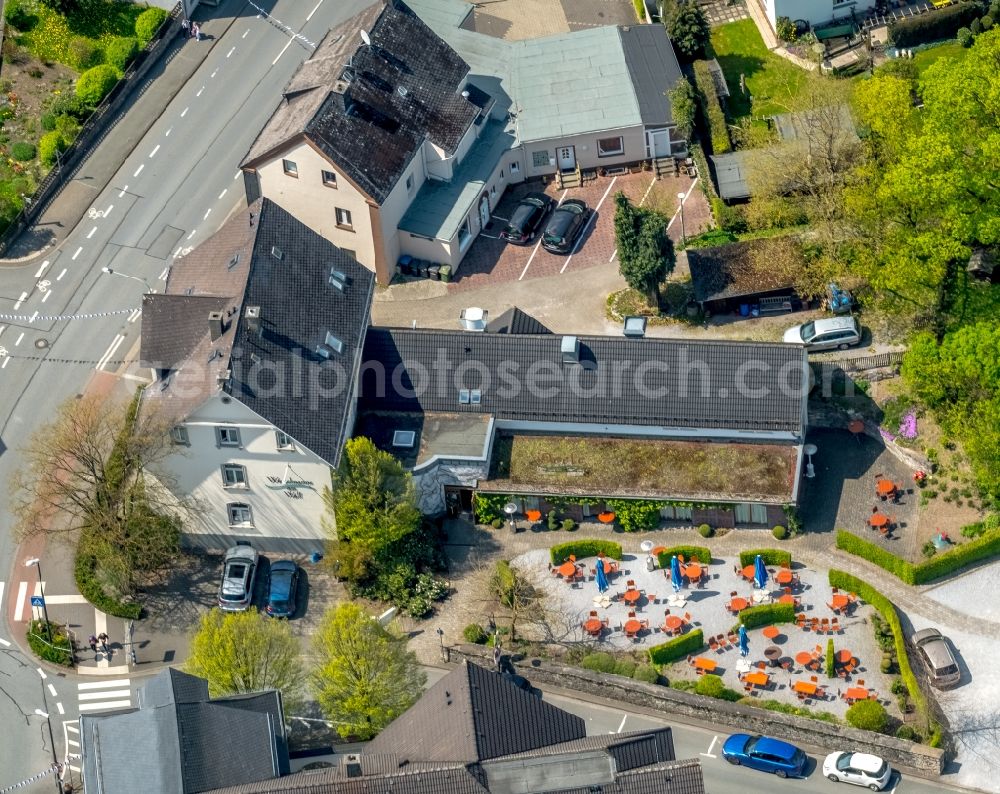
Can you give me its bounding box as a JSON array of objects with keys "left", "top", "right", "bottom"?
[
  {"left": 27, "top": 620, "right": 73, "bottom": 667},
  {"left": 734, "top": 601, "right": 796, "bottom": 630},
  {"left": 648, "top": 628, "right": 704, "bottom": 665},
  {"left": 75, "top": 547, "right": 142, "bottom": 619},
  {"left": 550, "top": 539, "right": 623, "bottom": 565},
  {"left": 738, "top": 548, "right": 792, "bottom": 568},
  {"left": 656, "top": 545, "right": 712, "bottom": 569},
  {"left": 889, "top": 3, "right": 982, "bottom": 47}
]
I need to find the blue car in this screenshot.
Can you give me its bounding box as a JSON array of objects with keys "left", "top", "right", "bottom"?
[
  {"left": 265, "top": 560, "right": 300, "bottom": 618},
  {"left": 722, "top": 734, "right": 807, "bottom": 778}
]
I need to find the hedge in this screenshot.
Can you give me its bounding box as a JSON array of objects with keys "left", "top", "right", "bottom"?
[
  {"left": 738, "top": 549, "right": 792, "bottom": 568},
  {"left": 835, "top": 530, "right": 915, "bottom": 583},
  {"left": 550, "top": 539, "right": 623, "bottom": 565},
  {"left": 75, "top": 545, "right": 142, "bottom": 619},
  {"left": 734, "top": 601, "right": 796, "bottom": 630},
  {"left": 649, "top": 628, "right": 705, "bottom": 665},
  {"left": 889, "top": 3, "right": 982, "bottom": 47},
  {"left": 656, "top": 545, "right": 712, "bottom": 569},
  {"left": 692, "top": 59, "right": 731, "bottom": 155},
  {"left": 829, "top": 569, "right": 940, "bottom": 744},
  {"left": 76, "top": 64, "right": 120, "bottom": 107},
  {"left": 135, "top": 7, "right": 169, "bottom": 46},
  {"left": 27, "top": 620, "right": 73, "bottom": 667},
  {"left": 105, "top": 36, "right": 139, "bottom": 73}
]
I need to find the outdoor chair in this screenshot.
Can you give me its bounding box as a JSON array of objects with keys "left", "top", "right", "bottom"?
[
  {"left": 626, "top": 579, "right": 636, "bottom": 589},
  {"left": 708, "top": 636, "right": 719, "bottom": 652},
  {"left": 730, "top": 590, "right": 738, "bottom": 598},
  {"left": 628, "top": 610, "right": 637, "bottom": 619},
  {"left": 727, "top": 632, "right": 738, "bottom": 647},
  {"left": 684, "top": 612, "right": 693, "bottom": 625},
  {"left": 756, "top": 661, "right": 766, "bottom": 670},
  {"left": 687, "top": 655, "right": 695, "bottom": 666},
  {"left": 810, "top": 675, "right": 818, "bottom": 683},
  {"left": 820, "top": 618, "right": 830, "bottom": 632},
  {"left": 831, "top": 618, "right": 841, "bottom": 633},
  {"left": 857, "top": 679, "right": 865, "bottom": 687},
  {"left": 589, "top": 609, "right": 598, "bottom": 618},
  {"left": 648, "top": 593, "right": 658, "bottom": 605}
]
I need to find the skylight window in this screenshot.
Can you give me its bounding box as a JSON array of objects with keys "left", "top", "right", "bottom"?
[
  {"left": 271, "top": 246, "right": 283, "bottom": 260},
  {"left": 324, "top": 332, "right": 344, "bottom": 354},
  {"left": 459, "top": 389, "right": 470, "bottom": 404},
  {"left": 470, "top": 389, "right": 482, "bottom": 404},
  {"left": 228, "top": 253, "right": 241, "bottom": 269}
]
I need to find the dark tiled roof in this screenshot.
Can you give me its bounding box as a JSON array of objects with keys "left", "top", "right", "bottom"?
[
  {"left": 360, "top": 328, "right": 806, "bottom": 433},
  {"left": 493, "top": 728, "right": 675, "bottom": 769},
  {"left": 485, "top": 307, "right": 551, "bottom": 335},
  {"left": 244, "top": 0, "right": 478, "bottom": 203},
  {"left": 366, "top": 661, "right": 586, "bottom": 764},
  {"left": 207, "top": 764, "right": 488, "bottom": 794},
  {"left": 141, "top": 667, "right": 210, "bottom": 708},
  {"left": 687, "top": 239, "right": 803, "bottom": 304},
  {"left": 619, "top": 25, "right": 683, "bottom": 126},
  {"left": 141, "top": 295, "right": 231, "bottom": 371}
]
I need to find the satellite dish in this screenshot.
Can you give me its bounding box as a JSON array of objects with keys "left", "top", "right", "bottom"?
[{"left": 360, "top": 29, "right": 371, "bottom": 46}]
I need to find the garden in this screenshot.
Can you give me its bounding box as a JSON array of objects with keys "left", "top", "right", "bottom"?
[{"left": 0, "top": 0, "right": 168, "bottom": 231}]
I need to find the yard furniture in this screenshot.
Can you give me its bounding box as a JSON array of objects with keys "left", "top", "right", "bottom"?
[
  {"left": 557, "top": 561, "right": 578, "bottom": 579},
  {"left": 830, "top": 617, "right": 840, "bottom": 633},
  {"left": 727, "top": 632, "right": 739, "bottom": 647},
  {"left": 829, "top": 594, "right": 850, "bottom": 612},
  {"left": 583, "top": 618, "right": 603, "bottom": 636},
  {"left": 869, "top": 512, "right": 890, "bottom": 530},
  {"left": 751, "top": 589, "right": 771, "bottom": 605},
  {"left": 779, "top": 594, "right": 798, "bottom": 607},
  {"left": 875, "top": 478, "right": 897, "bottom": 500},
  {"left": 525, "top": 509, "right": 542, "bottom": 522},
  {"left": 775, "top": 569, "right": 795, "bottom": 586},
  {"left": 843, "top": 687, "right": 870, "bottom": 704},
  {"left": 693, "top": 657, "right": 717, "bottom": 674},
  {"left": 663, "top": 615, "right": 684, "bottom": 635},
  {"left": 708, "top": 635, "right": 719, "bottom": 652},
  {"left": 741, "top": 564, "right": 756, "bottom": 581},
  {"left": 728, "top": 597, "right": 749, "bottom": 613},
  {"left": 744, "top": 671, "right": 769, "bottom": 689},
  {"left": 762, "top": 625, "right": 780, "bottom": 640},
  {"left": 764, "top": 646, "right": 782, "bottom": 666},
  {"left": 623, "top": 588, "right": 642, "bottom": 606},
  {"left": 794, "top": 651, "right": 814, "bottom": 668},
  {"left": 624, "top": 619, "right": 643, "bottom": 638},
  {"left": 684, "top": 563, "right": 703, "bottom": 585},
  {"left": 836, "top": 649, "right": 854, "bottom": 665},
  {"left": 848, "top": 418, "right": 865, "bottom": 442},
  {"left": 598, "top": 512, "right": 616, "bottom": 523},
  {"left": 792, "top": 680, "right": 818, "bottom": 698},
  {"left": 716, "top": 634, "right": 730, "bottom": 651}
]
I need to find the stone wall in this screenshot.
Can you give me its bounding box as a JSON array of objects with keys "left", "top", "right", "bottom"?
[
  {"left": 808, "top": 400, "right": 931, "bottom": 472},
  {"left": 448, "top": 645, "right": 945, "bottom": 778},
  {"left": 413, "top": 459, "right": 488, "bottom": 515}
]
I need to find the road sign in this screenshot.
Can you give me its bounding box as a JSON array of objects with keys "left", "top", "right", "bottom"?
[{"left": 30, "top": 595, "right": 45, "bottom": 607}]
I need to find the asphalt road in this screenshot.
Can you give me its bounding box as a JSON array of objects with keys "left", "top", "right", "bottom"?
[{"left": 0, "top": 0, "right": 370, "bottom": 787}]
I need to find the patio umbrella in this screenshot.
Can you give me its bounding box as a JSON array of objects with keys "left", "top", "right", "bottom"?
[
  {"left": 595, "top": 558, "right": 609, "bottom": 593},
  {"left": 738, "top": 625, "right": 750, "bottom": 657},
  {"left": 753, "top": 554, "right": 768, "bottom": 591},
  {"left": 670, "top": 555, "right": 682, "bottom": 593}
]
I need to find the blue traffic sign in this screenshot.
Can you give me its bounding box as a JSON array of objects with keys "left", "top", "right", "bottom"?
[{"left": 30, "top": 595, "right": 45, "bottom": 607}]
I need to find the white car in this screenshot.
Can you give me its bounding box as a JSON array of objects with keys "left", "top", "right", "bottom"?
[
  {"left": 823, "top": 751, "right": 892, "bottom": 790},
  {"left": 783, "top": 316, "right": 861, "bottom": 351}
]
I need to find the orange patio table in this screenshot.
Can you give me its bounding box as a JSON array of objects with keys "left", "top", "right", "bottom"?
[
  {"left": 836, "top": 649, "right": 853, "bottom": 665},
  {"left": 775, "top": 569, "right": 794, "bottom": 585},
  {"left": 741, "top": 564, "right": 756, "bottom": 580},
  {"left": 623, "top": 589, "right": 643, "bottom": 605},
  {"left": 762, "top": 625, "right": 780, "bottom": 640},
  {"left": 728, "top": 597, "right": 749, "bottom": 612},
  {"left": 557, "top": 561, "right": 578, "bottom": 578},
  {"left": 831, "top": 594, "right": 849, "bottom": 611},
  {"left": 792, "top": 680, "right": 818, "bottom": 696},
  {"left": 744, "top": 671, "right": 769, "bottom": 687},
  {"left": 778, "top": 594, "right": 797, "bottom": 606},
  {"left": 624, "top": 619, "right": 643, "bottom": 636},
  {"left": 876, "top": 479, "right": 896, "bottom": 497},
  {"left": 794, "top": 651, "right": 814, "bottom": 667},
  {"left": 598, "top": 512, "right": 616, "bottom": 523},
  {"left": 869, "top": 513, "right": 890, "bottom": 529},
  {"left": 525, "top": 509, "right": 542, "bottom": 522},
  {"left": 693, "top": 657, "right": 716, "bottom": 673},
  {"left": 583, "top": 618, "right": 603, "bottom": 635},
  {"left": 845, "top": 687, "right": 869, "bottom": 702},
  {"left": 684, "top": 564, "right": 702, "bottom": 582},
  {"left": 664, "top": 615, "right": 683, "bottom": 634}
]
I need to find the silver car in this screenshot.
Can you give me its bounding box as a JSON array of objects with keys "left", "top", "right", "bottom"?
[
  {"left": 912, "top": 627, "right": 960, "bottom": 689},
  {"left": 823, "top": 751, "right": 892, "bottom": 790},
  {"left": 218, "top": 543, "right": 258, "bottom": 611},
  {"left": 783, "top": 316, "right": 861, "bottom": 351}
]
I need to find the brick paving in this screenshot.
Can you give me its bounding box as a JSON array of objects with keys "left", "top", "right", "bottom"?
[{"left": 697, "top": 0, "right": 750, "bottom": 26}]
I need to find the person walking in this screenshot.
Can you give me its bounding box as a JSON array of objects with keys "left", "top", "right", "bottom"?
[
  {"left": 88, "top": 635, "right": 97, "bottom": 653},
  {"left": 180, "top": 18, "right": 190, "bottom": 38},
  {"left": 192, "top": 22, "right": 201, "bottom": 41},
  {"left": 97, "top": 632, "right": 110, "bottom": 655}
]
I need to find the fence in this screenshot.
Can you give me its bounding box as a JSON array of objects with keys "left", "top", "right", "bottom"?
[
  {"left": 0, "top": 3, "right": 183, "bottom": 257},
  {"left": 834, "top": 351, "right": 905, "bottom": 371}
]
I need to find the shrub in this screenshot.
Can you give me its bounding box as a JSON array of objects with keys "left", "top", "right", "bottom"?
[
  {"left": 605, "top": 499, "right": 663, "bottom": 532},
  {"left": 695, "top": 673, "right": 741, "bottom": 701},
  {"left": 135, "top": 7, "right": 168, "bottom": 46},
  {"left": 891, "top": 676, "right": 907, "bottom": 695},
  {"left": 971, "top": 18, "right": 982, "bottom": 35},
  {"left": 756, "top": 699, "right": 839, "bottom": 723},
  {"left": 664, "top": 0, "right": 711, "bottom": 61},
  {"left": 550, "top": 539, "right": 623, "bottom": 565},
  {"left": 68, "top": 36, "right": 103, "bottom": 70},
  {"left": 614, "top": 660, "right": 637, "bottom": 678},
  {"left": 896, "top": 724, "right": 921, "bottom": 743},
  {"left": 74, "top": 547, "right": 143, "bottom": 619},
  {"left": 826, "top": 638, "right": 835, "bottom": 678},
  {"left": 775, "top": 16, "right": 797, "bottom": 42},
  {"left": 913, "top": 528, "right": 1000, "bottom": 583},
  {"left": 491, "top": 518, "right": 504, "bottom": 529},
  {"left": 648, "top": 628, "right": 704, "bottom": 665},
  {"left": 463, "top": 623, "right": 488, "bottom": 644},
  {"left": 26, "top": 620, "right": 73, "bottom": 667},
  {"left": 105, "top": 37, "right": 138, "bottom": 73},
  {"left": 561, "top": 518, "right": 577, "bottom": 532},
  {"left": 11, "top": 141, "right": 36, "bottom": 161},
  {"left": 772, "top": 525, "right": 787, "bottom": 540},
  {"left": 39, "top": 131, "right": 67, "bottom": 166},
  {"left": 836, "top": 530, "right": 915, "bottom": 583},
  {"left": 633, "top": 664, "right": 660, "bottom": 684},
  {"left": 961, "top": 522, "right": 984, "bottom": 538},
  {"left": 668, "top": 78, "right": 697, "bottom": 142},
  {"left": 846, "top": 699, "right": 889, "bottom": 733},
  {"left": 76, "top": 64, "right": 120, "bottom": 107},
  {"left": 692, "top": 59, "right": 730, "bottom": 155},
  {"left": 580, "top": 652, "right": 619, "bottom": 674},
  {"left": 738, "top": 549, "right": 791, "bottom": 568},
  {"left": 4, "top": 0, "right": 35, "bottom": 30},
  {"left": 473, "top": 493, "right": 513, "bottom": 524},
  {"left": 889, "top": 3, "right": 982, "bottom": 47},
  {"left": 41, "top": 113, "right": 56, "bottom": 131},
  {"left": 548, "top": 511, "right": 560, "bottom": 531},
  {"left": 656, "top": 545, "right": 712, "bottom": 569},
  {"left": 697, "top": 523, "right": 713, "bottom": 538},
  {"left": 983, "top": 15, "right": 994, "bottom": 30},
  {"left": 957, "top": 26, "right": 974, "bottom": 47},
  {"left": 736, "top": 602, "right": 795, "bottom": 630}
]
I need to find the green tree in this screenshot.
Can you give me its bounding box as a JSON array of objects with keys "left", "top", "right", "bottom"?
[
  {"left": 667, "top": 79, "right": 697, "bottom": 143},
  {"left": 39, "top": 131, "right": 67, "bottom": 167},
  {"left": 489, "top": 560, "right": 538, "bottom": 641},
  {"left": 845, "top": 699, "right": 889, "bottom": 733},
  {"left": 75, "top": 64, "right": 119, "bottom": 107},
  {"left": 613, "top": 192, "right": 675, "bottom": 306},
  {"left": 311, "top": 603, "right": 425, "bottom": 739},
  {"left": 187, "top": 610, "right": 306, "bottom": 709},
  {"left": 663, "top": 1, "right": 710, "bottom": 61},
  {"left": 135, "top": 7, "right": 168, "bottom": 46},
  {"left": 39, "top": 0, "right": 78, "bottom": 13}
]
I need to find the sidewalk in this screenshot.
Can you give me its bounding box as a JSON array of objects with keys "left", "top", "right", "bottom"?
[{"left": 0, "top": 4, "right": 237, "bottom": 266}]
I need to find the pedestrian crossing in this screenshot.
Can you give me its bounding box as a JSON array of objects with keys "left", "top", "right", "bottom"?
[{"left": 77, "top": 678, "right": 133, "bottom": 712}]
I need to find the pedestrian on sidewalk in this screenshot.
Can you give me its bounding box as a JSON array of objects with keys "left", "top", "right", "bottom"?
[
  {"left": 98, "top": 632, "right": 110, "bottom": 654},
  {"left": 88, "top": 635, "right": 97, "bottom": 653},
  {"left": 192, "top": 22, "right": 201, "bottom": 41},
  {"left": 180, "top": 18, "right": 190, "bottom": 38}
]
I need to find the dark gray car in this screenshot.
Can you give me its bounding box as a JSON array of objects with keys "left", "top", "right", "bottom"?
[
  {"left": 541, "top": 199, "right": 589, "bottom": 254},
  {"left": 500, "top": 192, "right": 553, "bottom": 244},
  {"left": 265, "top": 560, "right": 300, "bottom": 618}
]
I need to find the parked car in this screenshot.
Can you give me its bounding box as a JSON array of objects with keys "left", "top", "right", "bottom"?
[
  {"left": 912, "top": 627, "right": 961, "bottom": 688},
  {"left": 541, "top": 198, "right": 589, "bottom": 254},
  {"left": 265, "top": 560, "right": 300, "bottom": 618},
  {"left": 500, "top": 192, "right": 553, "bottom": 244},
  {"left": 218, "top": 543, "right": 258, "bottom": 612},
  {"left": 783, "top": 316, "right": 861, "bottom": 351},
  {"left": 823, "top": 751, "right": 892, "bottom": 790},
  {"left": 721, "top": 734, "right": 807, "bottom": 778}
]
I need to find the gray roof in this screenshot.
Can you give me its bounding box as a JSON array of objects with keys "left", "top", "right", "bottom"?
[
  {"left": 486, "top": 307, "right": 551, "bottom": 335},
  {"left": 710, "top": 151, "right": 753, "bottom": 200},
  {"left": 81, "top": 668, "right": 287, "bottom": 794},
  {"left": 773, "top": 105, "right": 858, "bottom": 143},
  {"left": 687, "top": 239, "right": 801, "bottom": 304},
  {"left": 398, "top": 121, "right": 517, "bottom": 240},
  {"left": 360, "top": 328, "right": 807, "bottom": 434},
  {"left": 620, "top": 25, "right": 683, "bottom": 127}
]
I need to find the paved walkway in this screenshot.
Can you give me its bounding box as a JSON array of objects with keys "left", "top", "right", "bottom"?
[{"left": 698, "top": 0, "right": 750, "bottom": 26}]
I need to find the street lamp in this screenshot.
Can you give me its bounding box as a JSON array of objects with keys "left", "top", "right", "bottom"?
[
  {"left": 436, "top": 627, "right": 446, "bottom": 662},
  {"left": 677, "top": 192, "right": 687, "bottom": 245},
  {"left": 25, "top": 558, "right": 51, "bottom": 643},
  {"left": 102, "top": 266, "right": 152, "bottom": 292},
  {"left": 35, "top": 684, "right": 64, "bottom": 794},
  {"left": 503, "top": 502, "right": 518, "bottom": 534}
]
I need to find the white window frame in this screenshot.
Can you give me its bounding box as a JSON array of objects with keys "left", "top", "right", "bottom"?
[
  {"left": 221, "top": 464, "right": 248, "bottom": 489},
  {"left": 227, "top": 503, "right": 253, "bottom": 527},
  {"left": 275, "top": 430, "right": 295, "bottom": 450},
  {"left": 510, "top": 160, "right": 520, "bottom": 173},
  {"left": 335, "top": 207, "right": 353, "bottom": 230},
  {"left": 597, "top": 136, "right": 625, "bottom": 157},
  {"left": 734, "top": 503, "right": 751, "bottom": 524},
  {"left": 321, "top": 169, "right": 338, "bottom": 188},
  {"left": 282, "top": 159, "right": 298, "bottom": 176},
  {"left": 170, "top": 425, "right": 189, "bottom": 445},
  {"left": 216, "top": 426, "right": 241, "bottom": 448},
  {"left": 457, "top": 217, "right": 473, "bottom": 251}
]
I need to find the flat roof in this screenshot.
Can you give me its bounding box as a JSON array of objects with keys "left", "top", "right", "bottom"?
[
  {"left": 711, "top": 151, "right": 752, "bottom": 200},
  {"left": 356, "top": 410, "right": 492, "bottom": 469}
]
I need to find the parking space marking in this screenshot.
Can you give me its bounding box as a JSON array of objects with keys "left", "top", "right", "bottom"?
[
  {"left": 133, "top": 164, "right": 144, "bottom": 177},
  {"left": 518, "top": 189, "right": 566, "bottom": 281},
  {"left": 616, "top": 714, "right": 627, "bottom": 733},
  {"left": 666, "top": 177, "right": 699, "bottom": 231},
  {"left": 560, "top": 176, "right": 616, "bottom": 274},
  {"left": 700, "top": 735, "right": 719, "bottom": 758}
]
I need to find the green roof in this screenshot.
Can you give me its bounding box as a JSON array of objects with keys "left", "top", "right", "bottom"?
[{"left": 512, "top": 27, "right": 642, "bottom": 142}]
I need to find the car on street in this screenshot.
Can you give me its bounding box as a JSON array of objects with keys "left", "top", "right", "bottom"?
[
  {"left": 500, "top": 192, "right": 554, "bottom": 244},
  {"left": 218, "top": 542, "right": 258, "bottom": 611},
  {"left": 823, "top": 751, "right": 892, "bottom": 790},
  {"left": 721, "top": 733, "right": 807, "bottom": 778},
  {"left": 783, "top": 316, "right": 862, "bottom": 351},
  {"left": 265, "top": 560, "right": 300, "bottom": 618},
  {"left": 541, "top": 198, "right": 589, "bottom": 254},
  {"left": 912, "top": 627, "right": 961, "bottom": 688}
]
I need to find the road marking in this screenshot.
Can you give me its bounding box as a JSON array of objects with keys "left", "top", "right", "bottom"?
[
  {"left": 0, "top": 581, "right": 3, "bottom": 608},
  {"left": 181, "top": 106, "right": 189, "bottom": 118},
  {"left": 56, "top": 702, "right": 65, "bottom": 715},
  {"left": 203, "top": 208, "right": 211, "bottom": 220},
  {"left": 0, "top": 326, "right": 4, "bottom": 337},
  {"left": 37, "top": 667, "right": 47, "bottom": 680},
  {"left": 227, "top": 46, "right": 235, "bottom": 58},
  {"left": 234, "top": 171, "right": 241, "bottom": 180},
  {"left": 34, "top": 261, "right": 49, "bottom": 278},
  {"left": 159, "top": 267, "right": 170, "bottom": 280},
  {"left": 0, "top": 638, "right": 8, "bottom": 647},
  {"left": 41, "top": 290, "right": 52, "bottom": 303},
  {"left": 196, "top": 86, "right": 205, "bottom": 97},
  {"left": 307, "top": 0, "right": 324, "bottom": 21},
  {"left": 616, "top": 715, "right": 627, "bottom": 733},
  {"left": 243, "top": 29, "right": 250, "bottom": 38},
  {"left": 609, "top": 248, "right": 617, "bottom": 263},
  {"left": 133, "top": 164, "right": 144, "bottom": 177},
  {"left": 218, "top": 189, "right": 227, "bottom": 200},
  {"left": 57, "top": 268, "right": 67, "bottom": 281},
  {"left": 15, "top": 332, "right": 23, "bottom": 346},
  {"left": 700, "top": 735, "right": 719, "bottom": 758},
  {"left": 187, "top": 229, "right": 197, "bottom": 240},
  {"left": 149, "top": 144, "right": 160, "bottom": 158},
  {"left": 77, "top": 679, "right": 133, "bottom": 712},
  {"left": 105, "top": 204, "right": 113, "bottom": 217},
  {"left": 118, "top": 185, "right": 128, "bottom": 197},
  {"left": 273, "top": 38, "right": 293, "bottom": 65},
  {"left": 164, "top": 126, "right": 172, "bottom": 137},
  {"left": 87, "top": 226, "right": 97, "bottom": 238},
  {"left": 79, "top": 689, "right": 131, "bottom": 701},
  {"left": 29, "top": 311, "right": 38, "bottom": 323},
  {"left": 47, "top": 684, "right": 57, "bottom": 697},
  {"left": 78, "top": 679, "right": 131, "bottom": 690},
  {"left": 211, "top": 69, "right": 218, "bottom": 78},
  {"left": 639, "top": 174, "right": 657, "bottom": 207},
  {"left": 14, "top": 291, "right": 27, "bottom": 309},
  {"left": 97, "top": 334, "right": 125, "bottom": 371},
  {"left": 128, "top": 308, "right": 141, "bottom": 323},
  {"left": 79, "top": 700, "right": 131, "bottom": 712},
  {"left": 72, "top": 247, "right": 83, "bottom": 260},
  {"left": 42, "top": 594, "right": 88, "bottom": 605},
  {"left": 560, "top": 176, "right": 616, "bottom": 274}
]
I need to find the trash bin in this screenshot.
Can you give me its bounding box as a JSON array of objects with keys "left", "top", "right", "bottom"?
[
  {"left": 427, "top": 264, "right": 441, "bottom": 281},
  {"left": 398, "top": 255, "right": 413, "bottom": 275}
]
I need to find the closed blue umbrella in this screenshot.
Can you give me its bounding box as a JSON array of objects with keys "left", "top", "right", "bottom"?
[
  {"left": 754, "top": 554, "right": 768, "bottom": 590},
  {"left": 738, "top": 625, "right": 750, "bottom": 657},
  {"left": 595, "top": 557, "right": 609, "bottom": 593},
  {"left": 670, "top": 555, "right": 682, "bottom": 593}
]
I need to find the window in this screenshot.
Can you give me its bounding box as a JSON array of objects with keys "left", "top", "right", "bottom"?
[
  {"left": 222, "top": 464, "right": 248, "bottom": 488},
  {"left": 227, "top": 503, "right": 253, "bottom": 527},
  {"left": 324, "top": 331, "right": 345, "bottom": 354},
  {"left": 275, "top": 430, "right": 294, "bottom": 450},
  {"left": 597, "top": 136, "right": 625, "bottom": 157},
  {"left": 532, "top": 150, "right": 549, "bottom": 168},
  {"left": 406, "top": 174, "right": 414, "bottom": 193},
  {"left": 282, "top": 159, "right": 298, "bottom": 176},
  {"left": 470, "top": 389, "right": 482, "bottom": 404},
  {"left": 660, "top": 504, "right": 693, "bottom": 521},
  {"left": 459, "top": 388, "right": 471, "bottom": 404},
  {"left": 170, "top": 426, "right": 189, "bottom": 445},
  {"left": 510, "top": 161, "right": 520, "bottom": 173},
  {"left": 335, "top": 207, "right": 353, "bottom": 230},
  {"left": 341, "top": 249, "right": 356, "bottom": 261},
  {"left": 216, "top": 426, "right": 241, "bottom": 447},
  {"left": 734, "top": 503, "right": 750, "bottom": 524},
  {"left": 750, "top": 503, "right": 768, "bottom": 524},
  {"left": 499, "top": 169, "right": 505, "bottom": 180},
  {"left": 322, "top": 170, "right": 338, "bottom": 188},
  {"left": 490, "top": 185, "right": 496, "bottom": 198},
  {"left": 457, "top": 217, "right": 472, "bottom": 250}
]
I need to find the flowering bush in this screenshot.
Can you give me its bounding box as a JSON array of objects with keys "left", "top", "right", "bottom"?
[{"left": 898, "top": 411, "right": 918, "bottom": 440}]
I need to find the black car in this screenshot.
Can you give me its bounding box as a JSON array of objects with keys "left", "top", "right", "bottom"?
[
  {"left": 500, "top": 192, "right": 553, "bottom": 244},
  {"left": 541, "top": 198, "right": 589, "bottom": 254},
  {"left": 265, "top": 560, "right": 300, "bottom": 618}
]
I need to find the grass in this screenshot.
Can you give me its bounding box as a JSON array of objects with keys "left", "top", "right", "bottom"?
[
  {"left": 710, "top": 19, "right": 813, "bottom": 121},
  {"left": 911, "top": 41, "right": 969, "bottom": 76},
  {"left": 488, "top": 434, "right": 796, "bottom": 500},
  {"left": 17, "top": 0, "right": 144, "bottom": 65}
]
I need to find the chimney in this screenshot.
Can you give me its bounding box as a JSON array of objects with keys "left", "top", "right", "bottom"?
[
  {"left": 343, "top": 754, "right": 362, "bottom": 778},
  {"left": 245, "top": 306, "right": 261, "bottom": 335},
  {"left": 208, "top": 311, "right": 225, "bottom": 341}
]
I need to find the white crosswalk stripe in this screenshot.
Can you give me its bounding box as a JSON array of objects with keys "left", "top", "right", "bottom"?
[{"left": 76, "top": 678, "right": 133, "bottom": 712}]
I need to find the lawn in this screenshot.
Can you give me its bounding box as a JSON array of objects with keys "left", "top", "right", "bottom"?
[
  {"left": 486, "top": 434, "right": 796, "bottom": 500},
  {"left": 16, "top": 0, "right": 145, "bottom": 64},
  {"left": 911, "top": 41, "right": 969, "bottom": 76},
  {"left": 710, "top": 19, "right": 813, "bottom": 121}
]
